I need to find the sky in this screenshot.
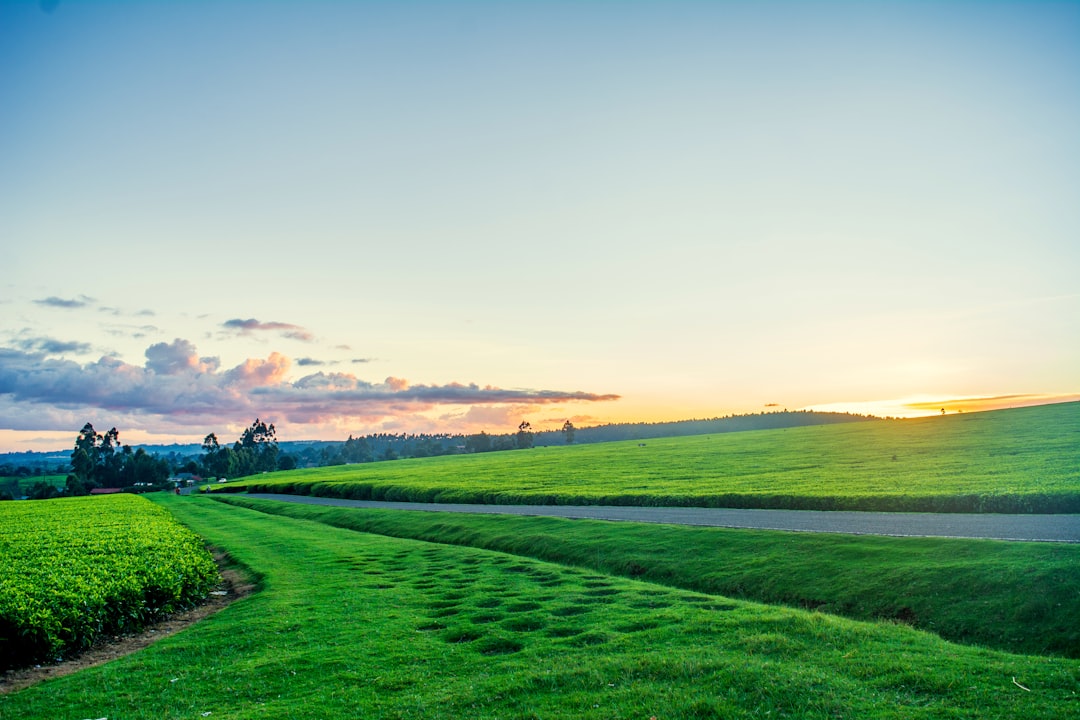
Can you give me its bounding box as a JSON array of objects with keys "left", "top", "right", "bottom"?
[{"left": 1, "top": 0, "right": 1078, "bottom": 452}]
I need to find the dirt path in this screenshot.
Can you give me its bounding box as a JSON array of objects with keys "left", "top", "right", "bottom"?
[{"left": 245, "top": 493, "right": 1080, "bottom": 543}]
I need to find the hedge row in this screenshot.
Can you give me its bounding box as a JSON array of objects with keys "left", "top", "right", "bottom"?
[
  {"left": 217, "top": 480, "right": 1080, "bottom": 514},
  {"left": 0, "top": 494, "right": 219, "bottom": 671}
]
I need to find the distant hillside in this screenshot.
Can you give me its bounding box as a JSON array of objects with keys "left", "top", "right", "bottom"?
[
  {"left": 0, "top": 411, "right": 878, "bottom": 471},
  {"left": 533, "top": 410, "right": 879, "bottom": 446}
]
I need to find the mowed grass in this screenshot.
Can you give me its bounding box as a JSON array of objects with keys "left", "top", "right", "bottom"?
[
  {"left": 214, "top": 494, "right": 1080, "bottom": 658},
  {"left": 219, "top": 402, "right": 1080, "bottom": 513},
  {"left": 4, "top": 494, "right": 1078, "bottom": 720}
]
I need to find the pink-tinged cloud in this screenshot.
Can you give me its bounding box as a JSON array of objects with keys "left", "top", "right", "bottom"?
[
  {"left": 0, "top": 341, "right": 620, "bottom": 436},
  {"left": 224, "top": 352, "right": 291, "bottom": 388},
  {"left": 145, "top": 338, "right": 220, "bottom": 375},
  {"left": 222, "top": 318, "right": 315, "bottom": 342}
]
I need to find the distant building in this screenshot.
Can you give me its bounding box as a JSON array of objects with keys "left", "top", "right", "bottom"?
[
  {"left": 168, "top": 473, "right": 202, "bottom": 487},
  {"left": 89, "top": 487, "right": 124, "bottom": 495}
]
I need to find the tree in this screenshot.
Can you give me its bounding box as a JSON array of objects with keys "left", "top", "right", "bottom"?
[
  {"left": 201, "top": 433, "right": 233, "bottom": 479},
  {"left": 321, "top": 445, "right": 345, "bottom": 466},
  {"left": 27, "top": 480, "right": 60, "bottom": 500},
  {"left": 465, "top": 432, "right": 493, "bottom": 453},
  {"left": 235, "top": 418, "right": 279, "bottom": 474},
  {"left": 562, "top": 420, "right": 576, "bottom": 445},
  {"left": 202, "top": 419, "right": 282, "bottom": 479},
  {"left": 238, "top": 418, "right": 276, "bottom": 448},
  {"left": 97, "top": 427, "right": 122, "bottom": 487},
  {"left": 65, "top": 475, "right": 88, "bottom": 496},
  {"left": 341, "top": 435, "right": 373, "bottom": 464},
  {"left": 515, "top": 421, "right": 534, "bottom": 450},
  {"left": 62, "top": 423, "right": 174, "bottom": 496},
  {"left": 70, "top": 423, "right": 121, "bottom": 489},
  {"left": 0, "top": 477, "right": 20, "bottom": 501},
  {"left": 118, "top": 447, "right": 169, "bottom": 487},
  {"left": 71, "top": 423, "right": 101, "bottom": 489}
]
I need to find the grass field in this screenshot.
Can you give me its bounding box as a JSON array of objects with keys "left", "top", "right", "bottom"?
[
  {"left": 3, "top": 494, "right": 1077, "bottom": 719},
  {"left": 218, "top": 402, "right": 1080, "bottom": 513},
  {"left": 0, "top": 475, "right": 66, "bottom": 496},
  {"left": 214, "top": 494, "right": 1080, "bottom": 658}
]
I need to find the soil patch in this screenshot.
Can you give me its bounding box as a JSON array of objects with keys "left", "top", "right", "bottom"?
[{"left": 0, "top": 553, "right": 256, "bottom": 695}]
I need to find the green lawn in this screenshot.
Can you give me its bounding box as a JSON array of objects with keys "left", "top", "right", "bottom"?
[
  {"left": 3, "top": 494, "right": 1077, "bottom": 719},
  {"left": 215, "top": 494, "right": 1080, "bottom": 658},
  {"left": 219, "top": 402, "right": 1080, "bottom": 513}
]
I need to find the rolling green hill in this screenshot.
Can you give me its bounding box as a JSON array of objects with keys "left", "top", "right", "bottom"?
[{"left": 218, "top": 402, "right": 1080, "bottom": 513}]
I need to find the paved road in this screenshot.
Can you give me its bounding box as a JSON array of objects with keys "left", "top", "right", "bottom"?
[{"left": 244, "top": 493, "right": 1080, "bottom": 543}]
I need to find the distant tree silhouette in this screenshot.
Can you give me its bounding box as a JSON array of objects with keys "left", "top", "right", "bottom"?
[
  {"left": 516, "top": 421, "right": 534, "bottom": 450},
  {"left": 465, "top": 431, "right": 493, "bottom": 453}
]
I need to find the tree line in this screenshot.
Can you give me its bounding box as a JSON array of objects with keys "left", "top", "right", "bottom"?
[
  {"left": 4, "top": 411, "right": 869, "bottom": 501},
  {"left": 1, "top": 417, "right": 559, "bottom": 500}
]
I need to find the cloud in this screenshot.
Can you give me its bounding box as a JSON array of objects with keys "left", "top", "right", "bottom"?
[
  {"left": 223, "top": 318, "right": 315, "bottom": 342},
  {"left": 224, "top": 352, "right": 292, "bottom": 388},
  {"left": 454, "top": 405, "right": 525, "bottom": 429},
  {"left": 351, "top": 358, "right": 373, "bottom": 364},
  {"left": 144, "top": 339, "right": 220, "bottom": 375},
  {"left": 102, "top": 323, "right": 160, "bottom": 339},
  {"left": 34, "top": 295, "right": 95, "bottom": 309},
  {"left": 16, "top": 336, "right": 93, "bottom": 354},
  {"left": 99, "top": 306, "right": 156, "bottom": 318},
  {"left": 0, "top": 340, "right": 620, "bottom": 437},
  {"left": 296, "top": 357, "right": 326, "bottom": 366}
]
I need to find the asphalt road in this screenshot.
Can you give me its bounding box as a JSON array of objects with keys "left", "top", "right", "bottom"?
[{"left": 243, "top": 493, "right": 1080, "bottom": 543}]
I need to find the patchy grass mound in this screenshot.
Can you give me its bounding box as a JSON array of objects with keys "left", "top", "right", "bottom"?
[{"left": 217, "top": 494, "right": 1080, "bottom": 658}]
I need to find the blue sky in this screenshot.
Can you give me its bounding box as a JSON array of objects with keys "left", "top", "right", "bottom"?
[{"left": 1, "top": 1, "right": 1078, "bottom": 451}]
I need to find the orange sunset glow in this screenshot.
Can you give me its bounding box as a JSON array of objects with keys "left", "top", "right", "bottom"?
[{"left": 0, "top": 1, "right": 1076, "bottom": 452}]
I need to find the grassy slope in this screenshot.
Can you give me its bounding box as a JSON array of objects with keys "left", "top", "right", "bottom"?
[
  {"left": 4, "top": 494, "right": 1076, "bottom": 720},
  {"left": 0, "top": 476, "right": 66, "bottom": 495},
  {"left": 219, "top": 402, "right": 1080, "bottom": 513},
  {"left": 217, "top": 494, "right": 1080, "bottom": 658}
]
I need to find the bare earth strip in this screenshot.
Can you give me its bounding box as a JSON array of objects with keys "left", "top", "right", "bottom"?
[{"left": 244, "top": 493, "right": 1080, "bottom": 543}]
